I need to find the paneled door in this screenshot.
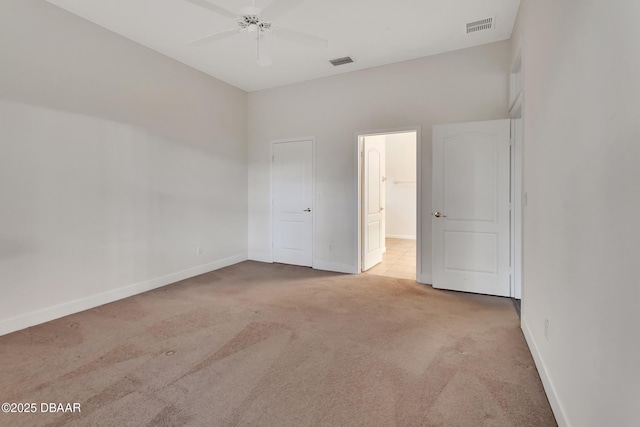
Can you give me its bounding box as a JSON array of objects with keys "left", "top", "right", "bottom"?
[
  {"left": 272, "top": 140, "right": 313, "bottom": 267},
  {"left": 362, "top": 136, "right": 386, "bottom": 271},
  {"left": 432, "top": 120, "right": 510, "bottom": 296}
]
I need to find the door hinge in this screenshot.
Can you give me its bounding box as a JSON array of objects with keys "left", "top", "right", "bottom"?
[{"left": 510, "top": 138, "right": 515, "bottom": 147}]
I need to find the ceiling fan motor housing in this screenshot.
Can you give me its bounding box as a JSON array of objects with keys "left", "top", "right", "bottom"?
[{"left": 238, "top": 15, "right": 272, "bottom": 33}]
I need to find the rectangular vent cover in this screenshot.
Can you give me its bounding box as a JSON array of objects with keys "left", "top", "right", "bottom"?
[
  {"left": 330, "top": 56, "right": 354, "bottom": 66},
  {"left": 466, "top": 17, "right": 494, "bottom": 34}
]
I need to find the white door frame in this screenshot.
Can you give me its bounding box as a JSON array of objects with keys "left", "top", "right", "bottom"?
[
  {"left": 270, "top": 137, "right": 316, "bottom": 267},
  {"left": 355, "top": 126, "right": 423, "bottom": 282},
  {"left": 509, "top": 48, "right": 524, "bottom": 300},
  {"left": 510, "top": 93, "right": 524, "bottom": 300}
]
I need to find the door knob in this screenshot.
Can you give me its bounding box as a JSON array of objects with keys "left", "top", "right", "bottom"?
[
  {"left": 432, "top": 211, "right": 446, "bottom": 218},
  {"left": 303, "top": 208, "right": 311, "bottom": 212},
  {"left": 380, "top": 207, "right": 385, "bottom": 212}
]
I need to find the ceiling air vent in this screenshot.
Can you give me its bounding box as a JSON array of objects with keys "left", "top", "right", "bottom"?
[
  {"left": 330, "top": 56, "right": 354, "bottom": 66},
  {"left": 466, "top": 17, "right": 494, "bottom": 34}
]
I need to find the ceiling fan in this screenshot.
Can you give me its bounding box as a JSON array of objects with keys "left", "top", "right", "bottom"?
[{"left": 184, "top": 0, "right": 328, "bottom": 67}]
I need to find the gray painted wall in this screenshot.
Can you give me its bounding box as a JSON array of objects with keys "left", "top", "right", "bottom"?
[
  {"left": 0, "top": 0, "right": 248, "bottom": 334},
  {"left": 248, "top": 41, "right": 510, "bottom": 279},
  {"left": 512, "top": 1, "right": 640, "bottom": 425}
]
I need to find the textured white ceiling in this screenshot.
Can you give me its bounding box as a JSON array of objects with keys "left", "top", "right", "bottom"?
[{"left": 45, "top": 0, "right": 520, "bottom": 92}]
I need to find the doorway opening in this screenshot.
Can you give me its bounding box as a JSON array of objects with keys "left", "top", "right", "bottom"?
[{"left": 356, "top": 128, "right": 421, "bottom": 281}]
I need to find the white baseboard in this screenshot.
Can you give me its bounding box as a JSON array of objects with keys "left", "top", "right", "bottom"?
[
  {"left": 313, "top": 260, "right": 357, "bottom": 274},
  {"left": 0, "top": 253, "right": 247, "bottom": 337},
  {"left": 521, "top": 317, "right": 570, "bottom": 427},
  {"left": 248, "top": 252, "right": 273, "bottom": 263},
  {"left": 386, "top": 234, "right": 417, "bottom": 240}
]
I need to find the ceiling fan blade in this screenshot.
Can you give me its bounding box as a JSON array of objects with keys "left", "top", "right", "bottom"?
[
  {"left": 258, "top": 39, "right": 274, "bottom": 67},
  {"left": 240, "top": 5, "right": 263, "bottom": 16},
  {"left": 183, "top": 0, "right": 238, "bottom": 19},
  {"left": 261, "top": 0, "right": 302, "bottom": 21},
  {"left": 188, "top": 29, "right": 238, "bottom": 46},
  {"left": 272, "top": 28, "right": 328, "bottom": 49}
]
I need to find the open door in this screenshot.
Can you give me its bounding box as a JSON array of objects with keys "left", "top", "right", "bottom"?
[
  {"left": 432, "top": 119, "right": 510, "bottom": 297},
  {"left": 362, "top": 136, "right": 386, "bottom": 271}
]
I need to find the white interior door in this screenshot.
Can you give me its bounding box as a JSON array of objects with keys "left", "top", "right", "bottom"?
[
  {"left": 272, "top": 140, "right": 313, "bottom": 267},
  {"left": 432, "top": 120, "right": 510, "bottom": 297},
  {"left": 362, "top": 136, "right": 386, "bottom": 271}
]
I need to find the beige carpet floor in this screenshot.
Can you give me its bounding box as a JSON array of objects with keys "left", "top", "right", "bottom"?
[{"left": 0, "top": 261, "right": 556, "bottom": 427}]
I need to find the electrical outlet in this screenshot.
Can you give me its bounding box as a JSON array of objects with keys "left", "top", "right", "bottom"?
[
  {"left": 544, "top": 318, "right": 549, "bottom": 340},
  {"left": 196, "top": 246, "right": 203, "bottom": 255}
]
